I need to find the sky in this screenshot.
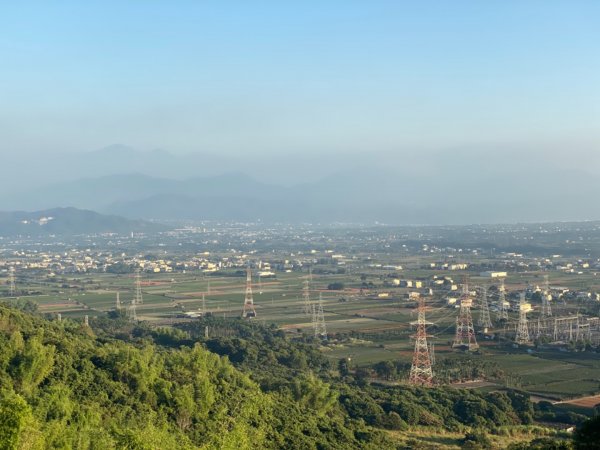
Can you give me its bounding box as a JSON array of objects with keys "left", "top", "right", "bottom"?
[{"left": 1, "top": 1, "right": 599, "bottom": 157}]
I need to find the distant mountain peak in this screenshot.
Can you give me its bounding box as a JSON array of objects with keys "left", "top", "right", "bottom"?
[{"left": 89, "top": 144, "right": 138, "bottom": 155}]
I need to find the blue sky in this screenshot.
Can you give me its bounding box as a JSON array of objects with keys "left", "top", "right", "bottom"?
[{"left": 1, "top": 1, "right": 599, "bottom": 156}]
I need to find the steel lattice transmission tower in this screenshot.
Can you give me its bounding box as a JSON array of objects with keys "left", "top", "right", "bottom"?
[
  {"left": 302, "top": 266, "right": 313, "bottom": 315},
  {"left": 8, "top": 266, "right": 16, "bottom": 297},
  {"left": 409, "top": 296, "right": 434, "bottom": 386},
  {"left": 497, "top": 278, "right": 509, "bottom": 321},
  {"left": 115, "top": 292, "right": 121, "bottom": 311},
  {"left": 201, "top": 293, "right": 206, "bottom": 316},
  {"left": 242, "top": 267, "right": 257, "bottom": 318},
  {"left": 516, "top": 293, "right": 532, "bottom": 345},
  {"left": 541, "top": 274, "right": 552, "bottom": 317},
  {"left": 478, "top": 285, "right": 493, "bottom": 330},
  {"left": 453, "top": 282, "right": 479, "bottom": 350},
  {"left": 134, "top": 269, "right": 143, "bottom": 304},
  {"left": 302, "top": 280, "right": 312, "bottom": 315},
  {"left": 312, "top": 292, "right": 327, "bottom": 339},
  {"left": 127, "top": 297, "right": 138, "bottom": 321}
]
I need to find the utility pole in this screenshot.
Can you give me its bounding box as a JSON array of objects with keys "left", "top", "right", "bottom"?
[
  {"left": 453, "top": 281, "right": 479, "bottom": 350},
  {"left": 409, "top": 296, "right": 434, "bottom": 386},
  {"left": 242, "top": 267, "right": 257, "bottom": 318}
]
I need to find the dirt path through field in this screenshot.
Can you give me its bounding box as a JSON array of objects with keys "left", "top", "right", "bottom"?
[{"left": 557, "top": 394, "right": 600, "bottom": 408}]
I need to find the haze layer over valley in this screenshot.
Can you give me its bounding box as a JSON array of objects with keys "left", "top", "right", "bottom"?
[{"left": 3, "top": 144, "right": 600, "bottom": 225}]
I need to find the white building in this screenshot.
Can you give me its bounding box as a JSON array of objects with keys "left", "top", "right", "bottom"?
[{"left": 480, "top": 271, "right": 508, "bottom": 278}]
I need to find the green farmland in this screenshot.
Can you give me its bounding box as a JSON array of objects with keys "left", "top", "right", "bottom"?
[{"left": 5, "top": 267, "right": 600, "bottom": 403}]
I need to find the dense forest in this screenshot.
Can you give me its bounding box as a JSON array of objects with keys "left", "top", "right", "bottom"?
[{"left": 0, "top": 305, "right": 595, "bottom": 449}]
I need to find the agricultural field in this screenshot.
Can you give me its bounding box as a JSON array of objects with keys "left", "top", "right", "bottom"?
[
  {"left": 389, "top": 425, "right": 570, "bottom": 450},
  {"left": 4, "top": 253, "right": 600, "bottom": 404}
]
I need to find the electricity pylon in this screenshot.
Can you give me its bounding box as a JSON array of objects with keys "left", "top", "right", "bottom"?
[
  {"left": 535, "top": 317, "right": 543, "bottom": 339},
  {"left": 242, "top": 267, "right": 257, "bottom": 318},
  {"left": 453, "top": 282, "right": 479, "bottom": 350},
  {"left": 541, "top": 274, "right": 552, "bottom": 317},
  {"left": 497, "top": 278, "right": 509, "bottom": 321},
  {"left": 516, "top": 293, "right": 532, "bottom": 345},
  {"left": 312, "top": 292, "right": 327, "bottom": 339},
  {"left": 201, "top": 293, "right": 206, "bottom": 316},
  {"left": 409, "top": 296, "right": 434, "bottom": 386},
  {"left": 127, "top": 298, "right": 138, "bottom": 321},
  {"left": 134, "top": 269, "right": 143, "bottom": 304},
  {"left": 302, "top": 280, "right": 312, "bottom": 315},
  {"left": 302, "top": 267, "right": 314, "bottom": 315},
  {"left": 8, "top": 266, "right": 16, "bottom": 297},
  {"left": 478, "top": 285, "right": 493, "bottom": 330},
  {"left": 115, "top": 292, "right": 121, "bottom": 310}
]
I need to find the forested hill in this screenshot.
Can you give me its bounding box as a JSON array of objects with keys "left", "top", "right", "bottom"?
[
  {"left": 0, "top": 305, "right": 392, "bottom": 449},
  {"left": 0, "top": 306, "right": 271, "bottom": 449},
  {"left": 0, "top": 207, "right": 167, "bottom": 236}
]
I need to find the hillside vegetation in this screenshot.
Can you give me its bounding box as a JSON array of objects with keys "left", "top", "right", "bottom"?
[
  {"left": 0, "top": 306, "right": 586, "bottom": 449},
  {"left": 0, "top": 306, "right": 392, "bottom": 449}
]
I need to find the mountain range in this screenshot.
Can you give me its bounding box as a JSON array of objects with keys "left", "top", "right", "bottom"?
[{"left": 2, "top": 145, "right": 600, "bottom": 224}]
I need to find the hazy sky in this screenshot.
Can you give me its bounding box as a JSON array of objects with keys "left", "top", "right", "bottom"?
[{"left": 1, "top": 1, "right": 599, "bottom": 156}]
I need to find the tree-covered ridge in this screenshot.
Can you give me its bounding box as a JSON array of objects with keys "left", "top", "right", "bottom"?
[
  {"left": 0, "top": 307, "right": 589, "bottom": 449},
  {"left": 0, "top": 306, "right": 271, "bottom": 449},
  {"left": 0, "top": 307, "right": 395, "bottom": 449}
]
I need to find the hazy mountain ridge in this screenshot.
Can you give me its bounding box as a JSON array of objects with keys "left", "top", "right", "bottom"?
[
  {"left": 3, "top": 145, "right": 600, "bottom": 224},
  {"left": 4, "top": 171, "right": 286, "bottom": 210}
]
